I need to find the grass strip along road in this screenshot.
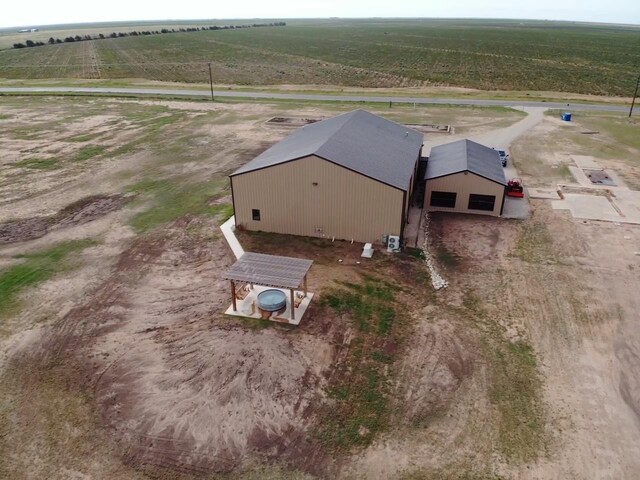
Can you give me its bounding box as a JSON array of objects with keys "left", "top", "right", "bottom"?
[{"left": 0, "top": 86, "right": 635, "bottom": 113}]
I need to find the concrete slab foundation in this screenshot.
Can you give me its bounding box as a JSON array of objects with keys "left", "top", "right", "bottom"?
[
  {"left": 225, "top": 285, "right": 314, "bottom": 326},
  {"left": 611, "top": 190, "right": 640, "bottom": 224},
  {"left": 529, "top": 188, "right": 561, "bottom": 199},
  {"left": 551, "top": 191, "right": 640, "bottom": 225},
  {"left": 572, "top": 155, "right": 603, "bottom": 169},
  {"left": 502, "top": 195, "right": 529, "bottom": 219},
  {"left": 568, "top": 166, "right": 593, "bottom": 187},
  {"left": 552, "top": 194, "right": 620, "bottom": 222}
]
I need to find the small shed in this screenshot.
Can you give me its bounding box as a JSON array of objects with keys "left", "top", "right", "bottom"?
[
  {"left": 424, "top": 139, "right": 507, "bottom": 217},
  {"left": 224, "top": 252, "right": 313, "bottom": 324}
]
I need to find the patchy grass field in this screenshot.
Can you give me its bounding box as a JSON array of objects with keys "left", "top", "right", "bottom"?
[
  {"left": 1, "top": 96, "right": 640, "bottom": 479},
  {"left": 318, "top": 276, "right": 401, "bottom": 448},
  {"left": 510, "top": 110, "right": 640, "bottom": 188},
  {"left": 1, "top": 19, "right": 639, "bottom": 95},
  {"left": 0, "top": 239, "right": 94, "bottom": 321}
]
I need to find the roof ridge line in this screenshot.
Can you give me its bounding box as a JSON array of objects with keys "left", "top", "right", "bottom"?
[{"left": 314, "top": 110, "right": 360, "bottom": 155}]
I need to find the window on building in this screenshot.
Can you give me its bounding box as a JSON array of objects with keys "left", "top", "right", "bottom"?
[
  {"left": 430, "top": 191, "right": 457, "bottom": 208},
  {"left": 252, "top": 209, "right": 261, "bottom": 221},
  {"left": 468, "top": 194, "right": 496, "bottom": 211}
]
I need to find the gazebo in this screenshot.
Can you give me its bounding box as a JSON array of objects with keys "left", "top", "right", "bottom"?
[{"left": 223, "top": 252, "right": 314, "bottom": 325}]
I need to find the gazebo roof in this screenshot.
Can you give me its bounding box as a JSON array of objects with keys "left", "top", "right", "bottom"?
[{"left": 224, "top": 252, "right": 312, "bottom": 289}]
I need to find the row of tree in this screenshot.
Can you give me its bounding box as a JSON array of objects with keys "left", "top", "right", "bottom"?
[{"left": 12, "top": 22, "right": 287, "bottom": 49}]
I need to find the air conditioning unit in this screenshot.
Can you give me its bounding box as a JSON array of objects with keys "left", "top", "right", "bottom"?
[{"left": 387, "top": 235, "right": 400, "bottom": 253}]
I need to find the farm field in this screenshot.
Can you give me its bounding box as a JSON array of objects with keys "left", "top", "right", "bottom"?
[
  {"left": 1, "top": 95, "right": 639, "bottom": 479},
  {"left": 0, "top": 19, "right": 639, "bottom": 96},
  {"left": 0, "top": 19, "right": 261, "bottom": 50}
]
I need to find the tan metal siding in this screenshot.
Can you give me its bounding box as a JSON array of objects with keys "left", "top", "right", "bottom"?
[
  {"left": 232, "top": 155, "right": 405, "bottom": 243},
  {"left": 424, "top": 172, "right": 505, "bottom": 216}
]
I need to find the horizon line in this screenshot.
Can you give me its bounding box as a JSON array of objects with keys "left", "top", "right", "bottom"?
[{"left": 2, "top": 16, "right": 640, "bottom": 30}]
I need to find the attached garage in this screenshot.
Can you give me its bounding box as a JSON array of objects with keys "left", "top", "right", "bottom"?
[
  {"left": 424, "top": 139, "right": 507, "bottom": 217},
  {"left": 231, "top": 110, "right": 423, "bottom": 244}
]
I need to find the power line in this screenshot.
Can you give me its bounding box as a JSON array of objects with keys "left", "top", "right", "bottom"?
[
  {"left": 629, "top": 73, "right": 640, "bottom": 118},
  {"left": 207, "top": 62, "right": 214, "bottom": 101}
]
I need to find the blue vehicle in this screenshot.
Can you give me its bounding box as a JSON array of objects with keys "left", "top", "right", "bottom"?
[{"left": 493, "top": 148, "right": 509, "bottom": 167}]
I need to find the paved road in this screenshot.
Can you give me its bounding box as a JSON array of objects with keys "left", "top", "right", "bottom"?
[{"left": 0, "top": 86, "right": 634, "bottom": 114}]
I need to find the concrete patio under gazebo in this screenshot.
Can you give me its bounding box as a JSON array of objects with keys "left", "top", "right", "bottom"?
[{"left": 223, "top": 252, "right": 314, "bottom": 325}]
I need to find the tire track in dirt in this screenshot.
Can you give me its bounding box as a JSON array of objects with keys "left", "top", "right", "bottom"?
[
  {"left": 399, "top": 316, "right": 474, "bottom": 424},
  {"left": 92, "top": 273, "right": 335, "bottom": 475},
  {"left": 36, "top": 229, "right": 169, "bottom": 363},
  {"left": 616, "top": 332, "right": 640, "bottom": 421},
  {"left": 23, "top": 214, "right": 336, "bottom": 476},
  {"left": 0, "top": 194, "right": 127, "bottom": 245}
]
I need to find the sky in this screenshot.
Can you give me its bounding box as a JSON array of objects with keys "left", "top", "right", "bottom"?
[{"left": 2, "top": 0, "right": 639, "bottom": 29}]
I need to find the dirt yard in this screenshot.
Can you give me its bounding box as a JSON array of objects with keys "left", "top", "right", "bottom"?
[{"left": 1, "top": 96, "right": 639, "bottom": 479}]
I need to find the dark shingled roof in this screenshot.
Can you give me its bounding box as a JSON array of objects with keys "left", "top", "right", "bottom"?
[
  {"left": 224, "top": 252, "right": 312, "bottom": 289},
  {"left": 424, "top": 139, "right": 507, "bottom": 186},
  {"left": 231, "top": 110, "right": 423, "bottom": 191}
]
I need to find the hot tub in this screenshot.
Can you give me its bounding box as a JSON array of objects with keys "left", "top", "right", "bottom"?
[{"left": 257, "top": 289, "right": 287, "bottom": 312}]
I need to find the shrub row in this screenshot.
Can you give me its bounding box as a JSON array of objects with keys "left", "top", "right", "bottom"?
[{"left": 12, "top": 22, "right": 286, "bottom": 49}]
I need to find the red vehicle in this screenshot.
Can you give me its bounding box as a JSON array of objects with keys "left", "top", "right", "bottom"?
[{"left": 507, "top": 178, "right": 524, "bottom": 198}]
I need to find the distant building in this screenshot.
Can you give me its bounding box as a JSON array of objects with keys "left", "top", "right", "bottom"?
[{"left": 18, "top": 28, "right": 39, "bottom": 33}]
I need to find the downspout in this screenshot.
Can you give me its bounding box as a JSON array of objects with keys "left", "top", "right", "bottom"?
[{"left": 399, "top": 189, "right": 407, "bottom": 247}]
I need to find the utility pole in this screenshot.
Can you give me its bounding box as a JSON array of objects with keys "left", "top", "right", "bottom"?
[
  {"left": 208, "top": 62, "right": 214, "bottom": 102},
  {"left": 630, "top": 73, "right": 640, "bottom": 118}
]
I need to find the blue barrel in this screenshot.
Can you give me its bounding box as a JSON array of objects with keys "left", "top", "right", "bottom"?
[{"left": 561, "top": 112, "right": 572, "bottom": 121}]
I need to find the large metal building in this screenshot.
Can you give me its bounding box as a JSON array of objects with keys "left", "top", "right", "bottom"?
[
  {"left": 230, "top": 110, "right": 423, "bottom": 244},
  {"left": 424, "top": 139, "right": 507, "bottom": 216}
]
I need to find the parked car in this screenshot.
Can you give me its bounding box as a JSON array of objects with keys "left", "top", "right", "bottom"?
[{"left": 493, "top": 148, "right": 509, "bottom": 167}]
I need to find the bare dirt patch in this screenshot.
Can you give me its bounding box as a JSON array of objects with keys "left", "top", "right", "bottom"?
[
  {"left": 3, "top": 97, "right": 640, "bottom": 479},
  {"left": 11, "top": 217, "right": 343, "bottom": 477},
  {"left": 266, "top": 116, "right": 324, "bottom": 127},
  {"left": 96, "top": 324, "right": 335, "bottom": 475},
  {"left": 433, "top": 206, "right": 640, "bottom": 478},
  {"left": 0, "top": 194, "right": 127, "bottom": 245},
  {"left": 616, "top": 332, "right": 640, "bottom": 421},
  {"left": 399, "top": 315, "right": 474, "bottom": 425}
]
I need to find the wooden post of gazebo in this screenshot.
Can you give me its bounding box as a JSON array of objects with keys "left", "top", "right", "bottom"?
[
  {"left": 290, "top": 288, "right": 295, "bottom": 320},
  {"left": 303, "top": 274, "right": 308, "bottom": 298},
  {"left": 231, "top": 280, "right": 237, "bottom": 312}
]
